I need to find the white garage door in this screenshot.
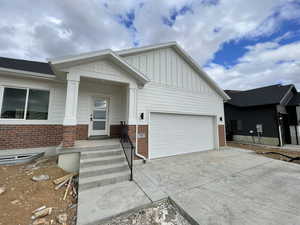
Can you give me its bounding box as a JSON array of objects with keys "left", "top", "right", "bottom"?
[{"left": 150, "top": 113, "right": 215, "bottom": 159}]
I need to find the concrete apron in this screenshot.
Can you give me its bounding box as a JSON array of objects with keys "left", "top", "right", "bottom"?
[{"left": 133, "top": 148, "right": 300, "bottom": 225}]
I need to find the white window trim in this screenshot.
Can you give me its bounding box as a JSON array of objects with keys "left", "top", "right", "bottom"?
[
  {"left": 0, "top": 86, "right": 4, "bottom": 116},
  {"left": 0, "top": 85, "right": 50, "bottom": 121}
]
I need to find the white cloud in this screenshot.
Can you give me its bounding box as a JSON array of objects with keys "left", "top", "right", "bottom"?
[
  {"left": 205, "top": 40, "right": 300, "bottom": 90},
  {"left": 0, "top": 0, "right": 299, "bottom": 89}
]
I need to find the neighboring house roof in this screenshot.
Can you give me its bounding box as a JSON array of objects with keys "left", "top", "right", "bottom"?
[
  {"left": 288, "top": 92, "right": 300, "bottom": 106},
  {"left": 48, "top": 49, "right": 150, "bottom": 85},
  {"left": 225, "top": 84, "right": 295, "bottom": 107},
  {"left": 0, "top": 57, "right": 55, "bottom": 76}
]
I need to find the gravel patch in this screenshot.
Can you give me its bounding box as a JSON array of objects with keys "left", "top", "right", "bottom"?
[{"left": 101, "top": 199, "right": 191, "bottom": 225}]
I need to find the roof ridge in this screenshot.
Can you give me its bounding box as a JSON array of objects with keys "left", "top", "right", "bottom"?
[
  {"left": 233, "top": 84, "right": 294, "bottom": 93},
  {"left": 0, "top": 56, "right": 48, "bottom": 64}
]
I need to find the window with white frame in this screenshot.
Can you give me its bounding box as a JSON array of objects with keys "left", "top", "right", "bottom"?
[{"left": 0, "top": 87, "right": 50, "bottom": 120}]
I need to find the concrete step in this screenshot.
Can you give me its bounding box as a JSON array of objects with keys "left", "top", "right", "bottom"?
[
  {"left": 88, "top": 135, "right": 111, "bottom": 140},
  {"left": 58, "top": 144, "right": 121, "bottom": 154},
  {"left": 81, "top": 149, "right": 122, "bottom": 159},
  {"left": 80, "top": 155, "right": 125, "bottom": 168},
  {"left": 79, "top": 171, "right": 131, "bottom": 191},
  {"left": 79, "top": 163, "right": 129, "bottom": 178}
]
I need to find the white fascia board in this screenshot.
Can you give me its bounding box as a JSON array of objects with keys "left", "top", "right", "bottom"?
[
  {"left": 0, "top": 67, "right": 58, "bottom": 81},
  {"left": 48, "top": 49, "right": 112, "bottom": 65},
  {"left": 49, "top": 50, "right": 150, "bottom": 85},
  {"left": 280, "top": 85, "right": 295, "bottom": 105},
  {"left": 109, "top": 52, "right": 150, "bottom": 83},
  {"left": 117, "top": 41, "right": 177, "bottom": 56}
]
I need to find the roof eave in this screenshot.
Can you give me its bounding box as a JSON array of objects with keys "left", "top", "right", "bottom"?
[
  {"left": 0, "top": 67, "right": 59, "bottom": 82},
  {"left": 49, "top": 50, "right": 150, "bottom": 85}
]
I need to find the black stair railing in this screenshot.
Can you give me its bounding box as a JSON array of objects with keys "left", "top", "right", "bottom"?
[{"left": 120, "top": 121, "right": 134, "bottom": 181}]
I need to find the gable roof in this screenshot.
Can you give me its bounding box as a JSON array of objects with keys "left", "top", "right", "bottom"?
[
  {"left": 225, "top": 84, "right": 295, "bottom": 107},
  {"left": 48, "top": 49, "right": 150, "bottom": 85},
  {"left": 288, "top": 92, "right": 300, "bottom": 106},
  {"left": 0, "top": 56, "right": 55, "bottom": 76},
  {"left": 118, "top": 42, "right": 230, "bottom": 101}
]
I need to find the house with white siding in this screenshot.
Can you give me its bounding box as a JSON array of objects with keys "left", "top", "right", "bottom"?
[{"left": 0, "top": 42, "right": 229, "bottom": 159}]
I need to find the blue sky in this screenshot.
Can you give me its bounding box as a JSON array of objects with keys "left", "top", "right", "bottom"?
[
  {"left": 0, "top": 0, "right": 300, "bottom": 90},
  {"left": 212, "top": 15, "right": 300, "bottom": 68}
]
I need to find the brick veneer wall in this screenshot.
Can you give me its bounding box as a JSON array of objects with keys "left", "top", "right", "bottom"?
[
  {"left": 128, "top": 125, "right": 148, "bottom": 158},
  {"left": 110, "top": 125, "right": 121, "bottom": 138},
  {"left": 0, "top": 125, "right": 63, "bottom": 150},
  {"left": 76, "top": 125, "right": 88, "bottom": 140},
  {"left": 62, "top": 126, "right": 77, "bottom": 147},
  {"left": 218, "top": 124, "right": 226, "bottom": 147}
]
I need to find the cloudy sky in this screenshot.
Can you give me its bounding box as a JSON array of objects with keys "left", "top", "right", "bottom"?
[{"left": 1, "top": 0, "right": 300, "bottom": 90}]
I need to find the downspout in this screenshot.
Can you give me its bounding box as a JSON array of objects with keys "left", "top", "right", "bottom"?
[
  {"left": 277, "top": 112, "right": 283, "bottom": 147},
  {"left": 295, "top": 125, "right": 299, "bottom": 145},
  {"left": 135, "top": 87, "right": 146, "bottom": 163},
  {"left": 278, "top": 124, "right": 283, "bottom": 147}
]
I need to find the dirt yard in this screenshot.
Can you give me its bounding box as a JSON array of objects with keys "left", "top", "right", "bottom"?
[
  {"left": 228, "top": 142, "right": 300, "bottom": 164},
  {"left": 0, "top": 156, "right": 77, "bottom": 225}
]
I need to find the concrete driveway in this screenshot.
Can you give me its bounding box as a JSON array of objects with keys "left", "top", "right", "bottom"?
[{"left": 134, "top": 147, "right": 300, "bottom": 225}]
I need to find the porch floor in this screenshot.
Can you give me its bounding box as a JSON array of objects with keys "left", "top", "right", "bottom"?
[{"left": 75, "top": 138, "right": 120, "bottom": 149}]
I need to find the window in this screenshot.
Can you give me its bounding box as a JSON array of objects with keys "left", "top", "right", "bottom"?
[{"left": 1, "top": 87, "right": 50, "bottom": 120}]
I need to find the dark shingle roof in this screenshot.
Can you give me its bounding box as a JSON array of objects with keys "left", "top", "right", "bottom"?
[
  {"left": 0, "top": 57, "right": 54, "bottom": 75},
  {"left": 288, "top": 92, "right": 300, "bottom": 106},
  {"left": 225, "top": 84, "right": 294, "bottom": 107}
]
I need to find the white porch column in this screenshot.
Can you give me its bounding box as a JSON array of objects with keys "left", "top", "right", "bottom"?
[
  {"left": 62, "top": 72, "right": 80, "bottom": 148},
  {"left": 127, "top": 86, "right": 137, "bottom": 125},
  {"left": 63, "top": 72, "right": 80, "bottom": 126}
]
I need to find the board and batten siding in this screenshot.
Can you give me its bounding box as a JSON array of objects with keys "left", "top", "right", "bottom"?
[
  {"left": 122, "top": 47, "right": 225, "bottom": 124},
  {"left": 68, "top": 59, "right": 137, "bottom": 87},
  {"left": 123, "top": 47, "right": 214, "bottom": 94}
]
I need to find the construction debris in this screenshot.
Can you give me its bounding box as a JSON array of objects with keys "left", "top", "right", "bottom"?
[
  {"left": 57, "top": 213, "right": 68, "bottom": 225},
  {"left": 11, "top": 199, "right": 20, "bottom": 205},
  {"left": 32, "top": 218, "right": 49, "bottom": 225},
  {"left": 53, "top": 173, "right": 76, "bottom": 185},
  {"left": 53, "top": 173, "right": 78, "bottom": 202},
  {"left": 32, "top": 174, "right": 50, "bottom": 182},
  {"left": 0, "top": 157, "right": 78, "bottom": 225},
  {"left": 63, "top": 177, "right": 73, "bottom": 201},
  {"left": 69, "top": 203, "right": 77, "bottom": 209},
  {"left": 31, "top": 207, "right": 52, "bottom": 220},
  {"left": 32, "top": 205, "right": 47, "bottom": 214},
  {"left": 0, "top": 186, "right": 6, "bottom": 195},
  {"left": 55, "top": 178, "right": 69, "bottom": 190},
  {"left": 101, "top": 199, "right": 191, "bottom": 225}
]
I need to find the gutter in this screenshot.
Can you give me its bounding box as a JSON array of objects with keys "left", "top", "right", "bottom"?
[{"left": 135, "top": 88, "right": 147, "bottom": 163}]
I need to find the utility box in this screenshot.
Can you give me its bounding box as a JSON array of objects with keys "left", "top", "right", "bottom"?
[{"left": 256, "top": 124, "right": 263, "bottom": 133}]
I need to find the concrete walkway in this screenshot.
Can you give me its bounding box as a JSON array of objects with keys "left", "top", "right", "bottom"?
[
  {"left": 77, "top": 181, "right": 151, "bottom": 225},
  {"left": 134, "top": 148, "right": 300, "bottom": 225}
]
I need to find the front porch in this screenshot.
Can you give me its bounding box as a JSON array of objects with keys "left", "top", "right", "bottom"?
[{"left": 61, "top": 73, "right": 139, "bottom": 148}]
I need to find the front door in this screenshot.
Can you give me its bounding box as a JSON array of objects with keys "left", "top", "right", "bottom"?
[{"left": 90, "top": 97, "right": 108, "bottom": 136}]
